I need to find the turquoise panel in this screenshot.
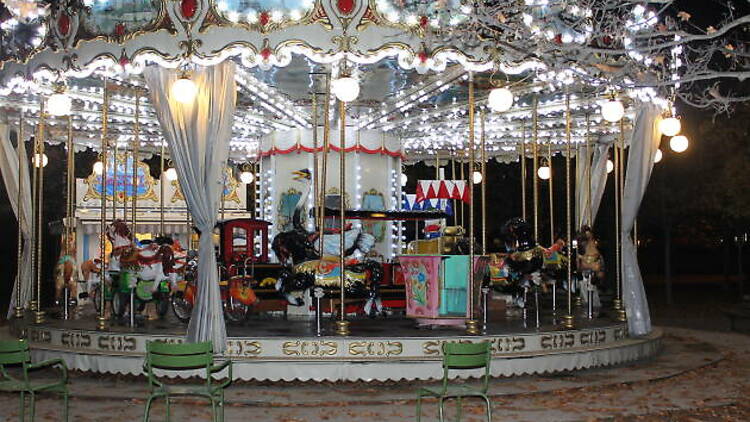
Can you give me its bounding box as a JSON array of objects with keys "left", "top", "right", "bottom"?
[{"left": 439, "top": 255, "right": 468, "bottom": 316}]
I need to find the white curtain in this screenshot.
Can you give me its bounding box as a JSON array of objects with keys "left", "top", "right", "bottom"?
[
  {"left": 576, "top": 141, "right": 611, "bottom": 228},
  {"left": 144, "top": 62, "right": 237, "bottom": 351},
  {"left": 0, "top": 124, "right": 33, "bottom": 319},
  {"left": 621, "top": 104, "right": 661, "bottom": 336}
]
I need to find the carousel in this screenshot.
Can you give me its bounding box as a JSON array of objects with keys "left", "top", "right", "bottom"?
[{"left": 0, "top": 0, "right": 669, "bottom": 381}]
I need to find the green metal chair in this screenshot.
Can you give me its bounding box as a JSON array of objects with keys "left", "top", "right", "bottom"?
[
  {"left": 0, "top": 339, "right": 69, "bottom": 421},
  {"left": 143, "top": 341, "right": 232, "bottom": 422},
  {"left": 416, "top": 341, "right": 492, "bottom": 422}
]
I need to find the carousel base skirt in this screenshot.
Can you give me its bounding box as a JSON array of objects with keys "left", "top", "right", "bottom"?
[{"left": 15, "top": 314, "right": 661, "bottom": 382}]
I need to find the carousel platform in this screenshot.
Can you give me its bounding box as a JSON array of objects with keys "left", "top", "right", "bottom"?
[{"left": 13, "top": 312, "right": 662, "bottom": 382}]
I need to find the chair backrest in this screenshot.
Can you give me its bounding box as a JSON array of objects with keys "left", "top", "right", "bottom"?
[
  {"left": 441, "top": 341, "right": 492, "bottom": 393},
  {"left": 0, "top": 340, "right": 31, "bottom": 366},
  {"left": 146, "top": 341, "right": 213, "bottom": 372}
]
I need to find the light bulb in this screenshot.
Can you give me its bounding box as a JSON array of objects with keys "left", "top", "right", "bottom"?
[
  {"left": 601, "top": 100, "right": 625, "bottom": 123},
  {"left": 171, "top": 76, "right": 198, "bottom": 104},
  {"left": 47, "top": 92, "right": 72, "bottom": 116},
  {"left": 93, "top": 161, "right": 103, "bottom": 175},
  {"left": 654, "top": 148, "right": 663, "bottom": 163},
  {"left": 32, "top": 153, "right": 48, "bottom": 168},
  {"left": 400, "top": 173, "right": 408, "bottom": 186},
  {"left": 165, "top": 167, "right": 178, "bottom": 181},
  {"left": 537, "top": 165, "right": 550, "bottom": 180},
  {"left": 331, "top": 77, "right": 360, "bottom": 102},
  {"left": 472, "top": 171, "right": 483, "bottom": 184},
  {"left": 240, "top": 171, "right": 255, "bottom": 184},
  {"left": 487, "top": 88, "right": 514, "bottom": 112},
  {"left": 670, "top": 135, "right": 689, "bottom": 153},
  {"left": 606, "top": 159, "right": 614, "bottom": 173},
  {"left": 659, "top": 117, "right": 681, "bottom": 137}
]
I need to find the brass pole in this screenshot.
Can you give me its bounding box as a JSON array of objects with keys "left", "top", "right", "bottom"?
[
  {"left": 97, "top": 79, "right": 109, "bottom": 331},
  {"left": 335, "top": 99, "right": 350, "bottom": 336},
  {"left": 480, "top": 108, "right": 487, "bottom": 255},
  {"left": 160, "top": 141, "right": 165, "bottom": 235},
  {"left": 532, "top": 96, "right": 539, "bottom": 244},
  {"left": 521, "top": 122, "right": 527, "bottom": 221},
  {"left": 616, "top": 118, "right": 627, "bottom": 322},
  {"left": 548, "top": 142, "right": 554, "bottom": 245},
  {"left": 14, "top": 112, "right": 25, "bottom": 318},
  {"left": 312, "top": 92, "right": 319, "bottom": 231},
  {"left": 561, "top": 94, "right": 575, "bottom": 329},
  {"left": 34, "top": 99, "right": 46, "bottom": 324},
  {"left": 585, "top": 113, "right": 592, "bottom": 226},
  {"left": 613, "top": 125, "right": 622, "bottom": 316},
  {"left": 112, "top": 142, "right": 118, "bottom": 222},
  {"left": 460, "top": 153, "right": 465, "bottom": 228},
  {"left": 451, "top": 158, "right": 457, "bottom": 226},
  {"left": 29, "top": 110, "right": 38, "bottom": 314},
  {"left": 318, "top": 74, "right": 331, "bottom": 259},
  {"left": 132, "top": 93, "right": 140, "bottom": 236},
  {"left": 66, "top": 114, "right": 75, "bottom": 265},
  {"left": 465, "top": 74, "right": 480, "bottom": 335}
]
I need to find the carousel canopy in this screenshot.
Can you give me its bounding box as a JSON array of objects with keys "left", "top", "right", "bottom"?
[{"left": 0, "top": 0, "right": 674, "bottom": 163}]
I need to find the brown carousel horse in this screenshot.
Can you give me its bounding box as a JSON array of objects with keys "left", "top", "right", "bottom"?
[
  {"left": 53, "top": 235, "right": 78, "bottom": 306},
  {"left": 576, "top": 225, "right": 605, "bottom": 281}
]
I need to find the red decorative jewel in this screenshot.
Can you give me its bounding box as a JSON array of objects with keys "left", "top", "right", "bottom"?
[
  {"left": 602, "top": 35, "right": 612, "bottom": 45},
  {"left": 119, "top": 55, "right": 129, "bottom": 67},
  {"left": 114, "top": 22, "right": 126, "bottom": 37},
  {"left": 259, "top": 11, "right": 270, "bottom": 26},
  {"left": 58, "top": 14, "right": 70, "bottom": 36},
  {"left": 180, "top": 0, "right": 197, "bottom": 19},
  {"left": 260, "top": 48, "right": 272, "bottom": 60},
  {"left": 417, "top": 52, "right": 428, "bottom": 63},
  {"left": 554, "top": 33, "right": 562, "bottom": 44},
  {"left": 419, "top": 16, "right": 429, "bottom": 29},
  {"left": 337, "top": 0, "right": 355, "bottom": 15}
]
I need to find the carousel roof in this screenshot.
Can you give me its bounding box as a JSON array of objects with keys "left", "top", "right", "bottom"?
[{"left": 0, "top": 0, "right": 670, "bottom": 162}]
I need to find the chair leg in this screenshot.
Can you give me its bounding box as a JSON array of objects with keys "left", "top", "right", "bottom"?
[
  {"left": 211, "top": 398, "right": 217, "bottom": 422},
  {"left": 456, "top": 397, "right": 463, "bottom": 422},
  {"left": 416, "top": 395, "right": 422, "bottom": 422},
  {"left": 63, "top": 391, "right": 69, "bottom": 422},
  {"left": 165, "top": 396, "right": 171, "bottom": 422},
  {"left": 19, "top": 392, "right": 25, "bottom": 422},
  {"left": 143, "top": 396, "right": 154, "bottom": 422},
  {"left": 29, "top": 393, "right": 35, "bottom": 422},
  {"left": 484, "top": 396, "right": 492, "bottom": 422},
  {"left": 220, "top": 392, "right": 225, "bottom": 422},
  {"left": 438, "top": 397, "right": 446, "bottom": 422}
]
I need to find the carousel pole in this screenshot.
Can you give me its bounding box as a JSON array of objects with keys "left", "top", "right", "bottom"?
[
  {"left": 547, "top": 142, "right": 554, "bottom": 245},
  {"left": 561, "top": 94, "right": 575, "bottom": 330},
  {"left": 451, "top": 158, "right": 457, "bottom": 226},
  {"left": 132, "top": 92, "right": 140, "bottom": 238},
  {"left": 585, "top": 113, "right": 592, "bottom": 226},
  {"left": 112, "top": 142, "right": 118, "bottom": 223},
  {"left": 14, "top": 112, "right": 25, "bottom": 319},
  {"left": 318, "top": 74, "right": 331, "bottom": 262},
  {"left": 63, "top": 113, "right": 75, "bottom": 320},
  {"left": 480, "top": 108, "right": 487, "bottom": 255},
  {"left": 611, "top": 120, "right": 624, "bottom": 320},
  {"left": 312, "top": 91, "right": 319, "bottom": 230},
  {"left": 97, "top": 79, "right": 109, "bottom": 331},
  {"left": 460, "top": 152, "right": 465, "bottom": 228},
  {"left": 532, "top": 97, "right": 539, "bottom": 243},
  {"left": 616, "top": 118, "right": 627, "bottom": 322},
  {"left": 335, "top": 97, "right": 350, "bottom": 337},
  {"left": 520, "top": 123, "right": 527, "bottom": 221},
  {"left": 33, "top": 99, "right": 46, "bottom": 325},
  {"left": 465, "top": 73, "right": 480, "bottom": 336},
  {"left": 29, "top": 110, "right": 38, "bottom": 314},
  {"left": 159, "top": 141, "right": 165, "bottom": 236}
]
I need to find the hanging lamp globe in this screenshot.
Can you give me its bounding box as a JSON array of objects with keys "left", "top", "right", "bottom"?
[
  {"left": 47, "top": 91, "right": 72, "bottom": 116},
  {"left": 32, "top": 153, "right": 48, "bottom": 168},
  {"left": 606, "top": 159, "right": 614, "bottom": 173},
  {"left": 654, "top": 148, "right": 663, "bottom": 163},
  {"left": 487, "top": 87, "right": 514, "bottom": 112},
  {"left": 171, "top": 74, "right": 198, "bottom": 104},
  {"left": 659, "top": 116, "right": 681, "bottom": 137},
  {"left": 472, "top": 171, "right": 483, "bottom": 184},
  {"left": 400, "top": 173, "right": 408, "bottom": 187},
  {"left": 537, "top": 165, "right": 551, "bottom": 180},
  {"left": 331, "top": 77, "right": 360, "bottom": 102},
  {"left": 165, "top": 167, "right": 178, "bottom": 181},
  {"left": 240, "top": 171, "right": 255, "bottom": 184},
  {"left": 93, "top": 161, "right": 104, "bottom": 175},
  {"left": 601, "top": 99, "right": 625, "bottom": 123},
  {"left": 670, "top": 135, "right": 689, "bottom": 153}
]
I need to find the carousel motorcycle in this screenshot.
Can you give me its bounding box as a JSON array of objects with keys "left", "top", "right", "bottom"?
[
  {"left": 171, "top": 252, "right": 259, "bottom": 323},
  {"left": 103, "top": 220, "right": 181, "bottom": 322},
  {"left": 271, "top": 169, "right": 384, "bottom": 314}
]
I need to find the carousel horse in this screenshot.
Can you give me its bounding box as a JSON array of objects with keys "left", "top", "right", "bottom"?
[
  {"left": 53, "top": 236, "right": 78, "bottom": 308},
  {"left": 487, "top": 218, "right": 545, "bottom": 307},
  {"left": 576, "top": 225, "right": 605, "bottom": 281},
  {"left": 271, "top": 169, "right": 384, "bottom": 310}
]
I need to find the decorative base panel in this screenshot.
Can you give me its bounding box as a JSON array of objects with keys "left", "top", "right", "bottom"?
[{"left": 20, "top": 322, "right": 661, "bottom": 382}]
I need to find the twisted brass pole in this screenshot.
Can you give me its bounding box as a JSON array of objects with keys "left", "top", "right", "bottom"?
[
  {"left": 465, "top": 74, "right": 480, "bottom": 335},
  {"left": 34, "top": 99, "right": 46, "bottom": 324},
  {"left": 532, "top": 97, "right": 539, "bottom": 243},
  {"left": 336, "top": 99, "right": 350, "bottom": 336},
  {"left": 585, "top": 113, "right": 592, "bottom": 226},
  {"left": 548, "top": 141, "right": 554, "bottom": 245},
  {"left": 480, "top": 108, "right": 487, "bottom": 255},
  {"left": 616, "top": 118, "right": 627, "bottom": 322},
  {"left": 520, "top": 122, "right": 527, "bottom": 221},
  {"left": 312, "top": 92, "right": 319, "bottom": 231},
  {"left": 98, "top": 79, "right": 109, "bottom": 331},
  {"left": 132, "top": 93, "right": 140, "bottom": 235},
  {"left": 14, "top": 112, "right": 25, "bottom": 319},
  {"left": 562, "top": 94, "right": 575, "bottom": 329},
  {"left": 612, "top": 121, "right": 623, "bottom": 319},
  {"left": 160, "top": 141, "right": 165, "bottom": 235},
  {"left": 318, "top": 75, "right": 331, "bottom": 261}
]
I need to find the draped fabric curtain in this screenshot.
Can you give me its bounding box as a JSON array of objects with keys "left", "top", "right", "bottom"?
[
  {"left": 621, "top": 104, "right": 661, "bottom": 336},
  {"left": 0, "top": 124, "right": 33, "bottom": 319},
  {"left": 575, "top": 141, "right": 611, "bottom": 229},
  {"left": 144, "top": 62, "right": 237, "bottom": 351}
]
